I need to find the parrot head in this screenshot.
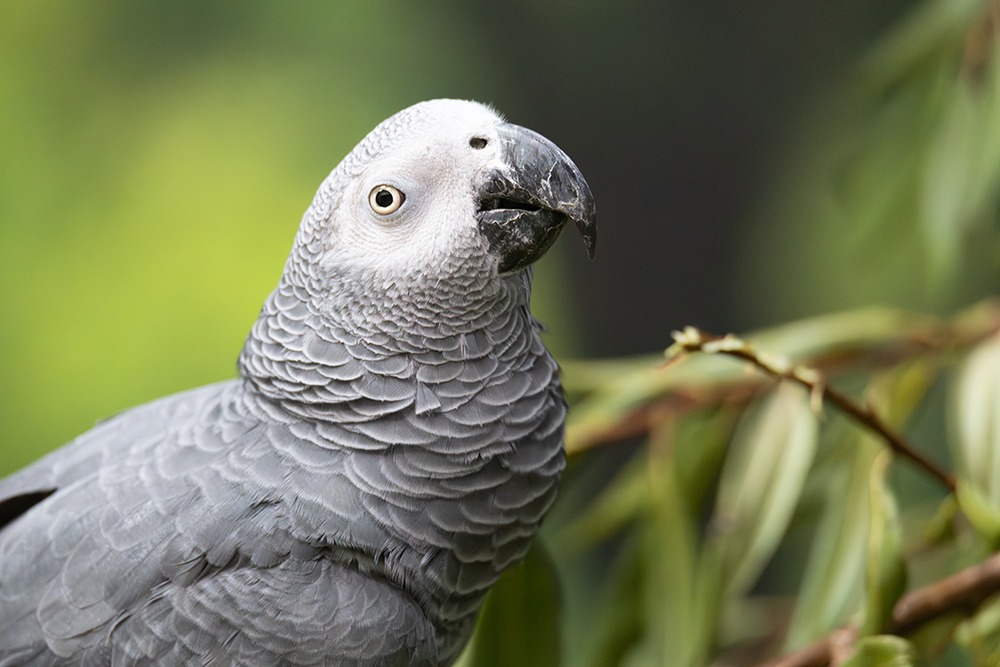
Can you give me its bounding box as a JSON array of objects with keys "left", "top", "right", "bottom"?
[{"left": 296, "top": 99, "right": 596, "bottom": 302}]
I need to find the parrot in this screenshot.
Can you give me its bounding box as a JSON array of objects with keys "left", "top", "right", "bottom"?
[{"left": 0, "top": 99, "right": 597, "bottom": 666}]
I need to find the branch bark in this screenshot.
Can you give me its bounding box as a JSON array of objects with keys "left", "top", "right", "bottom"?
[{"left": 764, "top": 550, "right": 1000, "bottom": 666}]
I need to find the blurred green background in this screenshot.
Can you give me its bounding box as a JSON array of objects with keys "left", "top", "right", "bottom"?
[{"left": 5, "top": 1, "right": 1000, "bottom": 664}]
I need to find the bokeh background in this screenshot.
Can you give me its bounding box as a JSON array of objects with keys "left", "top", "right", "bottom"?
[{"left": 4, "top": 1, "right": 1000, "bottom": 664}]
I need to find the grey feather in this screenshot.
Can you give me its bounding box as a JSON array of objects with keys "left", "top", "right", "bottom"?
[{"left": 0, "top": 99, "right": 595, "bottom": 666}]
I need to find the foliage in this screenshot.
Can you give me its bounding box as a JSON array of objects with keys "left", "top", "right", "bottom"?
[{"left": 463, "top": 1, "right": 1000, "bottom": 665}]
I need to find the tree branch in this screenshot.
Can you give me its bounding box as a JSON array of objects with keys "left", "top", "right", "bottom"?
[
  {"left": 667, "top": 327, "right": 956, "bottom": 492},
  {"left": 565, "top": 300, "right": 1000, "bottom": 456},
  {"left": 764, "top": 550, "right": 1000, "bottom": 666}
]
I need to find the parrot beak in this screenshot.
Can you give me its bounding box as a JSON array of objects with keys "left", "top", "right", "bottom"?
[{"left": 476, "top": 123, "right": 597, "bottom": 274}]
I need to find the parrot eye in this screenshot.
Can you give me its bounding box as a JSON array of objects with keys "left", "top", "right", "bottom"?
[
  {"left": 469, "top": 136, "right": 488, "bottom": 149},
  {"left": 368, "top": 185, "right": 405, "bottom": 215}
]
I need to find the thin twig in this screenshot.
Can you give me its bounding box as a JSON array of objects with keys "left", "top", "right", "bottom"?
[
  {"left": 667, "top": 327, "right": 957, "bottom": 493},
  {"left": 568, "top": 300, "right": 1000, "bottom": 455},
  {"left": 763, "top": 550, "right": 1000, "bottom": 666}
]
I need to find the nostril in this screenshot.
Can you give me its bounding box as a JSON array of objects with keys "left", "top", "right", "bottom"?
[{"left": 469, "top": 136, "right": 488, "bottom": 150}]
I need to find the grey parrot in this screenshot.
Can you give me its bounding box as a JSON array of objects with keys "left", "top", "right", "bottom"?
[{"left": 0, "top": 99, "right": 596, "bottom": 666}]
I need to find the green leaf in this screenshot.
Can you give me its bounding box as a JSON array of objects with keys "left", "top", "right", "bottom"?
[
  {"left": 708, "top": 383, "right": 819, "bottom": 595},
  {"left": 920, "top": 69, "right": 977, "bottom": 282},
  {"left": 908, "top": 612, "right": 965, "bottom": 662},
  {"left": 673, "top": 408, "right": 739, "bottom": 513},
  {"left": 560, "top": 407, "right": 736, "bottom": 551},
  {"left": 955, "top": 595, "right": 1000, "bottom": 663},
  {"left": 917, "top": 4, "right": 1000, "bottom": 286},
  {"left": 634, "top": 429, "right": 705, "bottom": 667},
  {"left": 955, "top": 478, "right": 1000, "bottom": 546},
  {"left": 456, "top": 542, "right": 561, "bottom": 667},
  {"left": 861, "top": 451, "right": 908, "bottom": 637},
  {"left": 555, "top": 410, "right": 734, "bottom": 667},
  {"left": 785, "top": 436, "right": 879, "bottom": 649},
  {"left": 556, "top": 458, "right": 647, "bottom": 551},
  {"left": 840, "top": 635, "right": 917, "bottom": 667},
  {"left": 921, "top": 494, "right": 958, "bottom": 547},
  {"left": 952, "top": 335, "right": 1000, "bottom": 504},
  {"left": 577, "top": 533, "right": 647, "bottom": 667}
]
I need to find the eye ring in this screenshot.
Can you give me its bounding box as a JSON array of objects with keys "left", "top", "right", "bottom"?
[{"left": 368, "top": 184, "right": 405, "bottom": 215}]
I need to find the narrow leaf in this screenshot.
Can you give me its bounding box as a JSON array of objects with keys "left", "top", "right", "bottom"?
[
  {"left": 952, "top": 335, "right": 1000, "bottom": 504},
  {"left": 579, "top": 533, "right": 648, "bottom": 667},
  {"left": 557, "top": 458, "right": 646, "bottom": 550},
  {"left": 956, "top": 478, "right": 1000, "bottom": 546},
  {"left": 458, "top": 542, "right": 561, "bottom": 667},
  {"left": 709, "top": 383, "right": 819, "bottom": 595},
  {"left": 955, "top": 595, "right": 1000, "bottom": 662},
  {"left": 637, "top": 425, "right": 704, "bottom": 667},
  {"left": 785, "top": 437, "right": 878, "bottom": 649},
  {"left": 861, "top": 450, "right": 908, "bottom": 637}
]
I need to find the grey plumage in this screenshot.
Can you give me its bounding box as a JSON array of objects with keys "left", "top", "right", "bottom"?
[{"left": 0, "top": 99, "right": 596, "bottom": 666}]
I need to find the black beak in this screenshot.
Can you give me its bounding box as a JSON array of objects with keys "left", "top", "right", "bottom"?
[{"left": 476, "top": 123, "right": 597, "bottom": 274}]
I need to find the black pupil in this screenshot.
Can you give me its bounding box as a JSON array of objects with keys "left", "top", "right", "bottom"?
[{"left": 375, "top": 189, "right": 394, "bottom": 208}]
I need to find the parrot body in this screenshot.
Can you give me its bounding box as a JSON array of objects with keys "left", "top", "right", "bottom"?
[{"left": 0, "top": 100, "right": 596, "bottom": 666}]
